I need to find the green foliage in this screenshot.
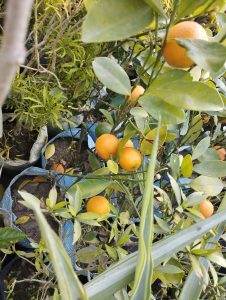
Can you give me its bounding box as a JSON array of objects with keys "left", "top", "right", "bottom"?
[
  {"left": 93, "top": 57, "right": 131, "bottom": 95},
  {"left": 82, "top": 0, "right": 153, "bottom": 42},
  {"left": 0, "top": 227, "right": 26, "bottom": 248},
  {"left": 7, "top": 76, "right": 71, "bottom": 130}
]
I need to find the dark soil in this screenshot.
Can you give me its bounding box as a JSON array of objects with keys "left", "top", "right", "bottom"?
[
  {"left": 12, "top": 176, "right": 64, "bottom": 243},
  {"left": 46, "top": 138, "right": 90, "bottom": 173},
  {"left": 0, "top": 120, "right": 37, "bottom": 161},
  {"left": 1, "top": 257, "right": 53, "bottom": 300}
]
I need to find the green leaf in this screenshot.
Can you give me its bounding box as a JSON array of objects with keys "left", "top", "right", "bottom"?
[
  {"left": 177, "top": 39, "right": 226, "bottom": 77},
  {"left": 155, "top": 216, "right": 171, "bottom": 233},
  {"left": 192, "top": 136, "right": 210, "bottom": 160},
  {"left": 181, "top": 154, "right": 193, "bottom": 178},
  {"left": 73, "top": 179, "right": 112, "bottom": 199},
  {"left": 144, "top": 0, "right": 166, "bottom": 18},
  {"left": 181, "top": 115, "right": 203, "bottom": 145},
  {"left": 156, "top": 264, "right": 183, "bottom": 274},
  {"left": 184, "top": 192, "right": 207, "bottom": 207},
  {"left": 151, "top": 80, "right": 224, "bottom": 111},
  {"left": 93, "top": 57, "right": 131, "bottom": 95},
  {"left": 177, "top": 0, "right": 214, "bottom": 19},
  {"left": 190, "top": 255, "right": 203, "bottom": 279},
  {"left": 140, "top": 126, "right": 167, "bottom": 156},
  {"left": 18, "top": 191, "right": 87, "bottom": 300},
  {"left": 73, "top": 219, "right": 82, "bottom": 244},
  {"left": 193, "top": 161, "right": 226, "bottom": 177},
  {"left": 190, "top": 175, "right": 224, "bottom": 196},
  {"left": 85, "top": 209, "right": 226, "bottom": 299},
  {"left": 168, "top": 173, "right": 181, "bottom": 205},
  {"left": 207, "top": 252, "right": 226, "bottom": 268},
  {"left": 107, "top": 160, "right": 119, "bottom": 174},
  {"left": 139, "top": 95, "right": 186, "bottom": 124},
  {"left": 0, "top": 227, "right": 26, "bottom": 248},
  {"left": 99, "top": 109, "right": 114, "bottom": 125},
  {"left": 88, "top": 152, "right": 101, "bottom": 171},
  {"left": 77, "top": 212, "right": 100, "bottom": 220},
  {"left": 82, "top": 0, "right": 153, "bottom": 42}
]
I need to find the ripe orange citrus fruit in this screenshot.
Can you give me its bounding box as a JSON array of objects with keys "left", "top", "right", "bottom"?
[
  {"left": 163, "top": 21, "right": 208, "bottom": 68},
  {"left": 86, "top": 195, "right": 110, "bottom": 215},
  {"left": 95, "top": 133, "right": 119, "bottom": 160},
  {"left": 128, "top": 85, "right": 145, "bottom": 106},
  {"left": 119, "top": 147, "right": 142, "bottom": 171},
  {"left": 212, "top": 146, "right": 226, "bottom": 161},
  {"left": 50, "top": 163, "right": 65, "bottom": 173},
  {"left": 119, "top": 138, "right": 134, "bottom": 148},
  {"left": 199, "top": 199, "right": 214, "bottom": 218}
]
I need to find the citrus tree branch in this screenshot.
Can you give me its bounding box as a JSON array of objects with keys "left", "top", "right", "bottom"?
[{"left": 0, "top": 0, "right": 34, "bottom": 113}]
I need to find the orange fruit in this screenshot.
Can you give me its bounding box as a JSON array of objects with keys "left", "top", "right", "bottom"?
[
  {"left": 50, "top": 163, "right": 65, "bottom": 173},
  {"left": 212, "top": 146, "right": 226, "bottom": 161},
  {"left": 163, "top": 21, "right": 208, "bottom": 68},
  {"left": 199, "top": 199, "right": 214, "bottom": 218},
  {"left": 119, "top": 147, "right": 142, "bottom": 171},
  {"left": 95, "top": 134, "right": 119, "bottom": 160},
  {"left": 128, "top": 85, "right": 145, "bottom": 106},
  {"left": 86, "top": 195, "right": 110, "bottom": 215},
  {"left": 119, "top": 138, "right": 134, "bottom": 148}
]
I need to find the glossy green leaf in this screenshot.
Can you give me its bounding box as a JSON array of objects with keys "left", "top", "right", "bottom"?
[
  {"left": 139, "top": 95, "right": 186, "bottom": 124},
  {"left": 82, "top": 0, "right": 153, "bottom": 42},
  {"left": 85, "top": 209, "right": 226, "bottom": 299},
  {"left": 151, "top": 80, "right": 224, "bottom": 111},
  {"left": 144, "top": 0, "right": 166, "bottom": 17},
  {"left": 192, "top": 136, "right": 210, "bottom": 160},
  {"left": 72, "top": 179, "right": 112, "bottom": 199},
  {"left": 18, "top": 191, "right": 87, "bottom": 300},
  {"left": 181, "top": 154, "right": 193, "bottom": 178},
  {"left": 190, "top": 175, "right": 224, "bottom": 196},
  {"left": 194, "top": 160, "right": 226, "bottom": 177},
  {"left": 178, "top": 39, "right": 226, "bottom": 77},
  {"left": 0, "top": 227, "right": 26, "bottom": 248},
  {"left": 93, "top": 57, "right": 131, "bottom": 95}
]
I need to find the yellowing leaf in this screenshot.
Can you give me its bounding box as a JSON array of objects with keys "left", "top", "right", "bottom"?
[
  {"left": 45, "top": 144, "right": 55, "bottom": 159},
  {"left": 140, "top": 126, "right": 167, "bottom": 155},
  {"left": 18, "top": 179, "right": 31, "bottom": 190},
  {"left": 48, "top": 185, "right": 57, "bottom": 208},
  {"left": 15, "top": 215, "right": 30, "bottom": 225},
  {"left": 181, "top": 154, "right": 193, "bottom": 178},
  {"left": 107, "top": 160, "right": 119, "bottom": 174}
]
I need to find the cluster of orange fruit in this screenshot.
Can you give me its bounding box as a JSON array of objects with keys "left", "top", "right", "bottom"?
[{"left": 95, "top": 133, "right": 142, "bottom": 172}]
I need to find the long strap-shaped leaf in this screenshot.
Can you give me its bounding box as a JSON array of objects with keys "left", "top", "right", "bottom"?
[
  {"left": 19, "top": 191, "right": 87, "bottom": 300},
  {"left": 131, "top": 120, "right": 161, "bottom": 299},
  {"left": 85, "top": 209, "right": 226, "bottom": 300},
  {"left": 179, "top": 193, "right": 226, "bottom": 300}
]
